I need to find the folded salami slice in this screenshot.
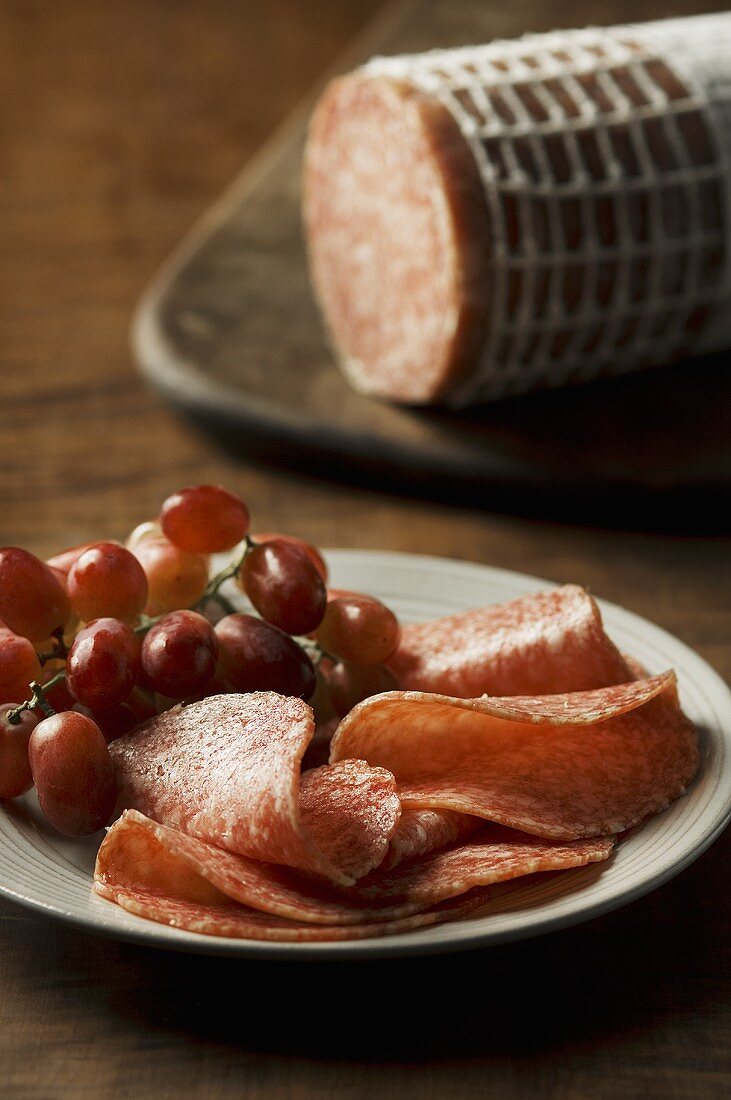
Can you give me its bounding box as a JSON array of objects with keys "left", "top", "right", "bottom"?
[
  {"left": 109, "top": 693, "right": 400, "bottom": 886},
  {"left": 389, "top": 585, "right": 631, "bottom": 697},
  {"left": 382, "top": 808, "right": 480, "bottom": 870},
  {"left": 330, "top": 673, "right": 699, "bottom": 839},
  {"left": 95, "top": 810, "right": 430, "bottom": 925},
  {"left": 94, "top": 811, "right": 613, "bottom": 940}
]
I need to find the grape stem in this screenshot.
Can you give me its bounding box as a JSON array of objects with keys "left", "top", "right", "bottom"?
[
  {"left": 132, "top": 538, "right": 255, "bottom": 637},
  {"left": 6, "top": 674, "right": 64, "bottom": 724},
  {"left": 201, "top": 536, "right": 255, "bottom": 602},
  {"left": 299, "top": 639, "right": 334, "bottom": 667},
  {"left": 37, "top": 627, "right": 70, "bottom": 666}
]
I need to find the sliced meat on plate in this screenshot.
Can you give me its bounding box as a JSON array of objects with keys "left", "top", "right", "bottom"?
[
  {"left": 110, "top": 693, "right": 400, "bottom": 886},
  {"left": 330, "top": 673, "right": 699, "bottom": 839},
  {"left": 94, "top": 810, "right": 613, "bottom": 941},
  {"left": 389, "top": 585, "right": 633, "bottom": 697}
]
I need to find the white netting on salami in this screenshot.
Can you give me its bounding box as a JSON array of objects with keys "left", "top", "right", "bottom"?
[{"left": 363, "top": 13, "right": 731, "bottom": 404}]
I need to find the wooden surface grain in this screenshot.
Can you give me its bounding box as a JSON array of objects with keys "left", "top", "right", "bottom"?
[{"left": 0, "top": 2, "right": 729, "bottom": 1098}]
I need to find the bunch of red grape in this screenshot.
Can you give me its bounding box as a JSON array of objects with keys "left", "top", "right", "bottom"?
[{"left": 0, "top": 485, "right": 402, "bottom": 835}]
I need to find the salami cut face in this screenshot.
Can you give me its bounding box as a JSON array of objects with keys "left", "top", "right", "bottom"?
[
  {"left": 96, "top": 810, "right": 431, "bottom": 925},
  {"left": 304, "top": 75, "right": 490, "bottom": 404},
  {"left": 382, "top": 808, "right": 480, "bottom": 871},
  {"left": 330, "top": 674, "right": 699, "bottom": 839},
  {"left": 93, "top": 883, "right": 490, "bottom": 943},
  {"left": 348, "top": 827, "right": 615, "bottom": 907}
]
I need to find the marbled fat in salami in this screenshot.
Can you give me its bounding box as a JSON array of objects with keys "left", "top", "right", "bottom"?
[
  {"left": 110, "top": 693, "right": 400, "bottom": 886},
  {"left": 304, "top": 74, "right": 490, "bottom": 404},
  {"left": 381, "top": 808, "right": 480, "bottom": 870},
  {"left": 330, "top": 674, "right": 699, "bottom": 839}
]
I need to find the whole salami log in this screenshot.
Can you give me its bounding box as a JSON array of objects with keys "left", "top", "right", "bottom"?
[{"left": 304, "top": 14, "right": 731, "bottom": 405}]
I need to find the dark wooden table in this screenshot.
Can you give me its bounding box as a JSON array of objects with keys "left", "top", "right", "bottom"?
[{"left": 1, "top": 3, "right": 729, "bottom": 1097}]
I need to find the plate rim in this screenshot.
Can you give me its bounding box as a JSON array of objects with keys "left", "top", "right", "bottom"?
[{"left": 1, "top": 548, "right": 729, "bottom": 961}]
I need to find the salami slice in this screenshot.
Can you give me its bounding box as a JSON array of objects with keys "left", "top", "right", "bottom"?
[
  {"left": 95, "top": 810, "right": 430, "bottom": 925},
  {"left": 94, "top": 811, "right": 613, "bottom": 940},
  {"left": 110, "top": 693, "right": 400, "bottom": 886},
  {"left": 93, "top": 883, "right": 489, "bottom": 943},
  {"left": 382, "top": 808, "right": 480, "bottom": 871},
  {"left": 349, "top": 826, "right": 614, "bottom": 906},
  {"left": 330, "top": 674, "right": 699, "bottom": 839},
  {"left": 389, "top": 585, "right": 632, "bottom": 698}
]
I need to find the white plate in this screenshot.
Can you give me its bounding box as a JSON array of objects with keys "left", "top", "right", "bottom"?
[{"left": 1, "top": 550, "right": 729, "bottom": 959}]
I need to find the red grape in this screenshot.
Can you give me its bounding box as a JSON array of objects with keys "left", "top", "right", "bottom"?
[
  {"left": 0, "top": 627, "right": 41, "bottom": 704},
  {"left": 67, "top": 542, "right": 148, "bottom": 623},
  {"left": 315, "top": 595, "right": 400, "bottom": 665},
  {"left": 326, "top": 588, "right": 359, "bottom": 601},
  {"left": 308, "top": 667, "right": 337, "bottom": 726},
  {"left": 0, "top": 548, "right": 71, "bottom": 642},
  {"left": 160, "top": 485, "right": 250, "bottom": 553},
  {"left": 0, "top": 704, "right": 38, "bottom": 798},
  {"left": 141, "top": 610, "right": 219, "bottom": 698},
  {"left": 125, "top": 687, "right": 158, "bottom": 724},
  {"left": 72, "top": 701, "right": 141, "bottom": 743},
  {"left": 66, "top": 617, "right": 141, "bottom": 711},
  {"left": 29, "top": 711, "right": 116, "bottom": 834},
  {"left": 47, "top": 540, "right": 119, "bottom": 576},
  {"left": 252, "top": 532, "right": 328, "bottom": 582},
  {"left": 215, "top": 614, "right": 316, "bottom": 699},
  {"left": 132, "top": 533, "right": 209, "bottom": 616},
  {"left": 326, "top": 661, "right": 399, "bottom": 717},
  {"left": 240, "top": 539, "right": 327, "bottom": 635},
  {"left": 186, "top": 670, "right": 232, "bottom": 702},
  {"left": 126, "top": 521, "right": 160, "bottom": 553}
]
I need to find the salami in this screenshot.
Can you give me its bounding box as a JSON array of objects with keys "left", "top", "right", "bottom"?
[
  {"left": 110, "top": 693, "right": 400, "bottom": 885},
  {"left": 382, "top": 808, "right": 480, "bottom": 870},
  {"left": 348, "top": 827, "right": 615, "bottom": 906},
  {"left": 330, "top": 674, "right": 699, "bottom": 839},
  {"left": 93, "top": 884, "right": 488, "bottom": 943},
  {"left": 304, "top": 73, "right": 490, "bottom": 404},
  {"left": 94, "top": 810, "right": 613, "bottom": 940},
  {"left": 96, "top": 810, "right": 431, "bottom": 925},
  {"left": 94, "top": 598, "right": 699, "bottom": 942},
  {"left": 304, "top": 15, "right": 731, "bottom": 406},
  {"left": 389, "top": 585, "right": 632, "bottom": 697}
]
